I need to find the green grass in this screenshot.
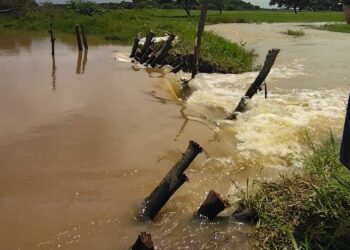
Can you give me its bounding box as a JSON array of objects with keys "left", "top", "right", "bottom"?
[
  {"left": 323, "top": 23, "right": 350, "bottom": 33},
  {"left": 282, "top": 29, "right": 305, "bottom": 37},
  {"left": 0, "top": 9, "right": 346, "bottom": 73},
  {"left": 237, "top": 133, "right": 350, "bottom": 249}
]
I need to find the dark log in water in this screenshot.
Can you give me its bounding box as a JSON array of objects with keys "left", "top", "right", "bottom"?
[
  {"left": 75, "top": 25, "right": 83, "bottom": 51},
  {"left": 149, "top": 34, "right": 175, "bottom": 68},
  {"left": 171, "top": 61, "right": 185, "bottom": 73},
  {"left": 130, "top": 232, "right": 154, "bottom": 250},
  {"left": 191, "top": 0, "right": 209, "bottom": 79},
  {"left": 80, "top": 24, "right": 88, "bottom": 50},
  {"left": 130, "top": 37, "right": 140, "bottom": 58},
  {"left": 138, "top": 140, "right": 203, "bottom": 221},
  {"left": 196, "top": 190, "right": 228, "bottom": 220},
  {"left": 227, "top": 49, "right": 280, "bottom": 120},
  {"left": 48, "top": 14, "right": 55, "bottom": 55},
  {"left": 233, "top": 207, "right": 258, "bottom": 224}
]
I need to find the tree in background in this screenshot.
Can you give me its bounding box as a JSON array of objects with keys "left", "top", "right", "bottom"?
[
  {"left": 0, "top": 0, "right": 37, "bottom": 11},
  {"left": 269, "top": 0, "right": 308, "bottom": 14},
  {"left": 212, "top": 0, "right": 223, "bottom": 14},
  {"left": 177, "top": 0, "right": 197, "bottom": 17}
]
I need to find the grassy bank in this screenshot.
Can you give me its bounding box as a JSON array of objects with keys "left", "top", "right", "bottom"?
[
  {"left": 237, "top": 134, "right": 350, "bottom": 249},
  {"left": 0, "top": 9, "right": 256, "bottom": 73},
  {"left": 323, "top": 23, "right": 350, "bottom": 33},
  {"left": 0, "top": 9, "right": 346, "bottom": 73}
]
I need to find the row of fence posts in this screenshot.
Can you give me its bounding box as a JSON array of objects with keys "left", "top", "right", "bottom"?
[
  {"left": 127, "top": 0, "right": 281, "bottom": 246},
  {"left": 48, "top": 15, "right": 89, "bottom": 89}
]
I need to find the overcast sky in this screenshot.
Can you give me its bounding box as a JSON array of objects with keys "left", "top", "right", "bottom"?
[{"left": 36, "top": 0, "right": 272, "bottom": 8}]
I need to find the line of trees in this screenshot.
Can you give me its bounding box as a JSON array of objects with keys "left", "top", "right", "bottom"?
[{"left": 270, "top": 0, "right": 343, "bottom": 13}]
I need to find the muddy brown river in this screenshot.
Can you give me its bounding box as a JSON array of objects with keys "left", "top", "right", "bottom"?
[{"left": 0, "top": 23, "right": 349, "bottom": 249}]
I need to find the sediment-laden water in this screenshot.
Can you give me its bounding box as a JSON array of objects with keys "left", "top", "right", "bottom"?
[{"left": 0, "top": 23, "right": 348, "bottom": 249}]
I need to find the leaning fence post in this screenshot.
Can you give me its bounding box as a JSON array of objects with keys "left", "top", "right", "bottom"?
[
  {"left": 75, "top": 24, "right": 83, "bottom": 51},
  {"left": 137, "top": 141, "right": 203, "bottom": 221},
  {"left": 191, "top": 0, "right": 209, "bottom": 79},
  {"left": 48, "top": 14, "right": 55, "bottom": 55},
  {"left": 80, "top": 24, "right": 88, "bottom": 50},
  {"left": 130, "top": 37, "right": 140, "bottom": 58}
]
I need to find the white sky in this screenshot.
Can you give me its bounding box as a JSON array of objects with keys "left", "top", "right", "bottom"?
[{"left": 36, "top": 0, "right": 272, "bottom": 8}]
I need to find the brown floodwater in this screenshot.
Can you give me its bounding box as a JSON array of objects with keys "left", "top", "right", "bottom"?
[{"left": 0, "top": 24, "right": 348, "bottom": 250}]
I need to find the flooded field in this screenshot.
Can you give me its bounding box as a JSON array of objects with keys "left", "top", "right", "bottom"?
[{"left": 0, "top": 23, "right": 348, "bottom": 249}]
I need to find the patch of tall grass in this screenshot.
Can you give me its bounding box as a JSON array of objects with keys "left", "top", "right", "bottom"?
[{"left": 238, "top": 133, "right": 350, "bottom": 249}]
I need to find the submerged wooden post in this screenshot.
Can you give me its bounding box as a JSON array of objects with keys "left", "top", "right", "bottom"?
[
  {"left": 76, "top": 51, "right": 82, "bottom": 74},
  {"left": 171, "top": 60, "right": 185, "bottom": 73},
  {"left": 138, "top": 141, "right": 203, "bottom": 221},
  {"left": 130, "top": 37, "right": 140, "bottom": 58},
  {"left": 141, "top": 32, "right": 155, "bottom": 55},
  {"left": 48, "top": 14, "right": 55, "bottom": 55},
  {"left": 80, "top": 24, "right": 88, "bottom": 50},
  {"left": 149, "top": 34, "right": 175, "bottom": 68},
  {"left": 196, "top": 190, "right": 228, "bottom": 220},
  {"left": 191, "top": 0, "right": 209, "bottom": 79},
  {"left": 130, "top": 232, "right": 154, "bottom": 250},
  {"left": 226, "top": 49, "right": 280, "bottom": 120},
  {"left": 75, "top": 25, "right": 83, "bottom": 51},
  {"left": 82, "top": 50, "right": 88, "bottom": 74}
]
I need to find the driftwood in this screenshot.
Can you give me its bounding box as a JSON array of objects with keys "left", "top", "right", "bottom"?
[
  {"left": 138, "top": 140, "right": 203, "bottom": 221},
  {"left": 130, "top": 232, "right": 154, "bottom": 250},
  {"left": 130, "top": 37, "right": 140, "bottom": 58},
  {"left": 75, "top": 25, "right": 83, "bottom": 51},
  {"left": 191, "top": 0, "right": 209, "bottom": 79},
  {"left": 48, "top": 14, "right": 55, "bottom": 55},
  {"left": 196, "top": 190, "right": 228, "bottom": 220},
  {"left": 226, "top": 49, "right": 280, "bottom": 120},
  {"left": 149, "top": 34, "right": 175, "bottom": 68},
  {"left": 80, "top": 24, "right": 88, "bottom": 50}
]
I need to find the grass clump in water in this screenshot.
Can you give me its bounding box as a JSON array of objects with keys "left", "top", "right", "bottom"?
[
  {"left": 282, "top": 29, "right": 305, "bottom": 37},
  {"left": 323, "top": 23, "right": 350, "bottom": 34},
  {"left": 237, "top": 133, "right": 350, "bottom": 249}
]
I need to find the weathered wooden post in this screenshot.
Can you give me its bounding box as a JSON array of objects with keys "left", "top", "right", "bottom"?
[
  {"left": 196, "top": 190, "right": 228, "bottom": 220},
  {"left": 138, "top": 141, "right": 203, "bottom": 221},
  {"left": 130, "top": 232, "right": 154, "bottom": 250},
  {"left": 48, "top": 14, "right": 55, "bottom": 55},
  {"left": 130, "top": 37, "right": 140, "bottom": 58},
  {"left": 171, "top": 60, "right": 185, "bottom": 73},
  {"left": 75, "top": 24, "right": 83, "bottom": 51},
  {"left": 149, "top": 34, "right": 175, "bottom": 68},
  {"left": 80, "top": 24, "right": 88, "bottom": 50},
  {"left": 226, "top": 49, "right": 280, "bottom": 120},
  {"left": 191, "top": 0, "right": 209, "bottom": 79},
  {"left": 51, "top": 54, "right": 56, "bottom": 90}
]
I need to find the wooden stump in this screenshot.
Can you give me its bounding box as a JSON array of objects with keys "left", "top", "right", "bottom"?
[
  {"left": 138, "top": 140, "right": 203, "bottom": 221},
  {"left": 48, "top": 14, "right": 55, "bottom": 55},
  {"left": 130, "top": 232, "right": 154, "bottom": 250},
  {"left": 141, "top": 32, "right": 155, "bottom": 56},
  {"left": 75, "top": 24, "right": 83, "bottom": 51},
  {"left": 227, "top": 49, "right": 280, "bottom": 119},
  {"left": 130, "top": 37, "right": 140, "bottom": 58},
  {"left": 196, "top": 190, "right": 228, "bottom": 220},
  {"left": 233, "top": 207, "right": 258, "bottom": 224},
  {"left": 80, "top": 24, "right": 88, "bottom": 50}
]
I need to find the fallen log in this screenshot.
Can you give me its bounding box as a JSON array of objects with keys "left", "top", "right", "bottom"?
[
  {"left": 138, "top": 140, "right": 203, "bottom": 221},
  {"left": 130, "top": 232, "right": 154, "bottom": 250},
  {"left": 149, "top": 34, "right": 175, "bottom": 68},
  {"left": 226, "top": 49, "right": 280, "bottom": 120},
  {"left": 196, "top": 190, "right": 228, "bottom": 220}
]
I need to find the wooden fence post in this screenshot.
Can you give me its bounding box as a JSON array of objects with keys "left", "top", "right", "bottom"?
[
  {"left": 191, "top": 0, "right": 209, "bottom": 79},
  {"left": 75, "top": 24, "right": 83, "bottom": 51},
  {"left": 80, "top": 24, "right": 88, "bottom": 50},
  {"left": 138, "top": 141, "right": 203, "bottom": 221},
  {"left": 130, "top": 232, "right": 154, "bottom": 250},
  {"left": 48, "top": 14, "right": 55, "bottom": 55}
]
